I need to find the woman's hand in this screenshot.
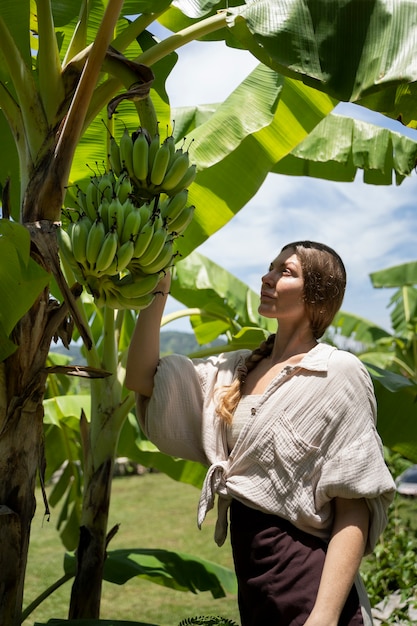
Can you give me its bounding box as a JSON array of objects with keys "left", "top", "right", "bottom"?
[
  {"left": 124, "top": 270, "right": 171, "bottom": 396},
  {"left": 154, "top": 270, "right": 171, "bottom": 296}
]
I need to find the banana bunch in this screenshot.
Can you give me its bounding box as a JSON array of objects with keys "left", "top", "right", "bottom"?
[
  {"left": 108, "top": 128, "right": 197, "bottom": 199},
  {"left": 59, "top": 174, "right": 195, "bottom": 310}
]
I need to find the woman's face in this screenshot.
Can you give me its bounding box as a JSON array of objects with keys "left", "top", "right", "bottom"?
[{"left": 258, "top": 249, "right": 307, "bottom": 323}]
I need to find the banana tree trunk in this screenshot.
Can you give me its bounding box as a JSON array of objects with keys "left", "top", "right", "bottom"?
[
  {"left": 0, "top": 288, "right": 51, "bottom": 625},
  {"left": 69, "top": 308, "right": 123, "bottom": 619},
  {"left": 69, "top": 456, "right": 114, "bottom": 618}
]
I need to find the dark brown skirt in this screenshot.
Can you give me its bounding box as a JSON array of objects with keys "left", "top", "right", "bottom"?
[{"left": 230, "top": 499, "right": 364, "bottom": 626}]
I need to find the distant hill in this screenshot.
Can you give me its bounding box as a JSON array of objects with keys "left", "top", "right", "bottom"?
[
  {"left": 160, "top": 330, "right": 225, "bottom": 356},
  {"left": 49, "top": 331, "right": 225, "bottom": 364}
]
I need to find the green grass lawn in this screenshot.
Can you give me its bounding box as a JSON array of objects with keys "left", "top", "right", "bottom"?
[
  {"left": 22, "top": 471, "right": 417, "bottom": 626},
  {"left": 23, "top": 472, "right": 241, "bottom": 626}
]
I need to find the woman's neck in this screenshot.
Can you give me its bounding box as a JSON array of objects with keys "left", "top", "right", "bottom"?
[{"left": 269, "top": 328, "right": 317, "bottom": 365}]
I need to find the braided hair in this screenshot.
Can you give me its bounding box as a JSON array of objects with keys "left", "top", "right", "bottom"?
[
  {"left": 216, "top": 333, "right": 276, "bottom": 424},
  {"left": 216, "top": 241, "right": 346, "bottom": 424}
]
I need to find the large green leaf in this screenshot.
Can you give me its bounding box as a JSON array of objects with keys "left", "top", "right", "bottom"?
[
  {"left": 226, "top": 0, "right": 417, "bottom": 106},
  {"left": 273, "top": 113, "right": 417, "bottom": 185},
  {"left": 0, "top": 0, "right": 31, "bottom": 70},
  {"left": 369, "top": 368, "right": 417, "bottom": 462},
  {"left": 171, "top": 250, "right": 276, "bottom": 344},
  {"left": 65, "top": 547, "right": 238, "bottom": 597},
  {"left": 332, "top": 311, "right": 392, "bottom": 345},
  {"left": 370, "top": 262, "right": 417, "bottom": 288},
  {"left": 0, "top": 220, "right": 50, "bottom": 361},
  {"left": 175, "top": 68, "right": 335, "bottom": 257}
]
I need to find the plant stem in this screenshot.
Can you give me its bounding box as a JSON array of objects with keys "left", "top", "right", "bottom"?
[
  {"left": 112, "top": 11, "right": 165, "bottom": 53},
  {"left": 0, "top": 17, "right": 48, "bottom": 161},
  {"left": 137, "top": 11, "right": 229, "bottom": 67},
  {"left": 20, "top": 573, "right": 73, "bottom": 622},
  {"left": 36, "top": 0, "right": 65, "bottom": 124}
]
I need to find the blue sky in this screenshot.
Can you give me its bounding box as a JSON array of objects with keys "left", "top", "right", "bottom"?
[{"left": 159, "top": 38, "right": 417, "bottom": 333}]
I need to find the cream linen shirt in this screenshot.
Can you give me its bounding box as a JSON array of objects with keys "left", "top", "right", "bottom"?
[{"left": 136, "top": 342, "right": 395, "bottom": 554}]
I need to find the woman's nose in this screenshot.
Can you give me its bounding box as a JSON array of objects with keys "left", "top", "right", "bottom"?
[{"left": 262, "top": 271, "right": 273, "bottom": 285}]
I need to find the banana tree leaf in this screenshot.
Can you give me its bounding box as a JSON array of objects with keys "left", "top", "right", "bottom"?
[
  {"left": 272, "top": 114, "right": 417, "bottom": 185},
  {"left": 332, "top": 311, "right": 392, "bottom": 345},
  {"left": 0, "top": 220, "right": 50, "bottom": 361},
  {"left": 0, "top": 0, "right": 31, "bottom": 69},
  {"left": 171, "top": 250, "right": 276, "bottom": 344},
  {"left": 385, "top": 287, "right": 417, "bottom": 338},
  {"left": 366, "top": 364, "right": 417, "bottom": 462},
  {"left": 370, "top": 262, "right": 417, "bottom": 288},
  {"left": 358, "top": 81, "right": 417, "bottom": 129},
  {"left": 226, "top": 0, "right": 417, "bottom": 106},
  {"left": 64, "top": 548, "right": 238, "bottom": 597},
  {"left": 176, "top": 69, "right": 335, "bottom": 257}
]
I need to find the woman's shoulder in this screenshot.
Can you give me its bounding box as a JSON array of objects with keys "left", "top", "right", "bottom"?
[{"left": 313, "top": 343, "right": 370, "bottom": 382}]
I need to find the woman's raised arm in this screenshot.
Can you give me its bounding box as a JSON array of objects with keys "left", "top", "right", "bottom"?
[{"left": 124, "top": 272, "right": 171, "bottom": 397}]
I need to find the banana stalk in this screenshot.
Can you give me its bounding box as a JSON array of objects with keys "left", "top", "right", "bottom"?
[
  {"left": 0, "top": 16, "right": 48, "bottom": 161},
  {"left": 62, "top": 0, "right": 89, "bottom": 67},
  {"left": 86, "top": 11, "right": 229, "bottom": 133},
  {"left": 36, "top": 0, "right": 65, "bottom": 124},
  {"left": 37, "top": 0, "right": 125, "bottom": 220}
]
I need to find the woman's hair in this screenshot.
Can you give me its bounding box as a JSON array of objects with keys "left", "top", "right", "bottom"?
[
  {"left": 216, "top": 241, "right": 346, "bottom": 424},
  {"left": 283, "top": 240, "right": 346, "bottom": 339}
]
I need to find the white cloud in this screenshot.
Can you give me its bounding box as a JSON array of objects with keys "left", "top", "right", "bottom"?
[
  {"left": 166, "top": 40, "right": 259, "bottom": 107},
  {"left": 160, "top": 38, "right": 417, "bottom": 334}
]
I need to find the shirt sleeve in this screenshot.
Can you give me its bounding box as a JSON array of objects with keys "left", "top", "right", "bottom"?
[
  {"left": 316, "top": 429, "right": 395, "bottom": 553},
  {"left": 315, "top": 351, "right": 396, "bottom": 553},
  {"left": 135, "top": 354, "right": 210, "bottom": 465},
  {"left": 135, "top": 349, "right": 248, "bottom": 466}
]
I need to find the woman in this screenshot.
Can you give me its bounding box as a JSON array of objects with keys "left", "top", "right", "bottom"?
[{"left": 125, "top": 240, "right": 396, "bottom": 626}]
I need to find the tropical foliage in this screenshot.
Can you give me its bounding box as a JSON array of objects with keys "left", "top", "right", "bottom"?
[{"left": 1, "top": 1, "right": 417, "bottom": 624}]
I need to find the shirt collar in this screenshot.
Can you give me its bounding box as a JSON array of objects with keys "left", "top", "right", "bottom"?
[{"left": 298, "top": 342, "right": 336, "bottom": 372}]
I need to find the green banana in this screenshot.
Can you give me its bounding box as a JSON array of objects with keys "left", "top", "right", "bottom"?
[
  {"left": 133, "top": 218, "right": 154, "bottom": 259},
  {"left": 119, "top": 128, "right": 135, "bottom": 178},
  {"left": 115, "top": 173, "right": 132, "bottom": 204},
  {"left": 107, "top": 197, "right": 124, "bottom": 239},
  {"left": 98, "top": 197, "right": 110, "bottom": 231},
  {"left": 116, "top": 238, "right": 135, "bottom": 272},
  {"left": 150, "top": 141, "right": 171, "bottom": 186},
  {"left": 95, "top": 227, "right": 119, "bottom": 273},
  {"left": 85, "top": 179, "right": 99, "bottom": 220},
  {"left": 76, "top": 186, "right": 88, "bottom": 215},
  {"left": 109, "top": 135, "right": 122, "bottom": 177},
  {"left": 140, "top": 239, "right": 174, "bottom": 275},
  {"left": 100, "top": 255, "right": 119, "bottom": 277},
  {"left": 137, "top": 226, "right": 168, "bottom": 267},
  {"left": 147, "top": 132, "right": 160, "bottom": 176},
  {"left": 166, "top": 163, "right": 197, "bottom": 196},
  {"left": 111, "top": 271, "right": 161, "bottom": 299},
  {"left": 161, "top": 150, "right": 190, "bottom": 191},
  {"left": 161, "top": 189, "right": 189, "bottom": 224},
  {"left": 111, "top": 290, "right": 156, "bottom": 311},
  {"left": 121, "top": 208, "right": 142, "bottom": 244},
  {"left": 164, "top": 135, "right": 176, "bottom": 167},
  {"left": 86, "top": 218, "right": 106, "bottom": 268},
  {"left": 168, "top": 204, "right": 195, "bottom": 235},
  {"left": 57, "top": 225, "right": 85, "bottom": 282},
  {"left": 97, "top": 173, "right": 114, "bottom": 203},
  {"left": 137, "top": 202, "right": 152, "bottom": 229},
  {"left": 71, "top": 214, "right": 92, "bottom": 265},
  {"left": 132, "top": 129, "right": 149, "bottom": 182}
]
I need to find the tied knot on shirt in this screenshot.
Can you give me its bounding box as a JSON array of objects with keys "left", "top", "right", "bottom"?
[{"left": 198, "top": 461, "right": 232, "bottom": 546}]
